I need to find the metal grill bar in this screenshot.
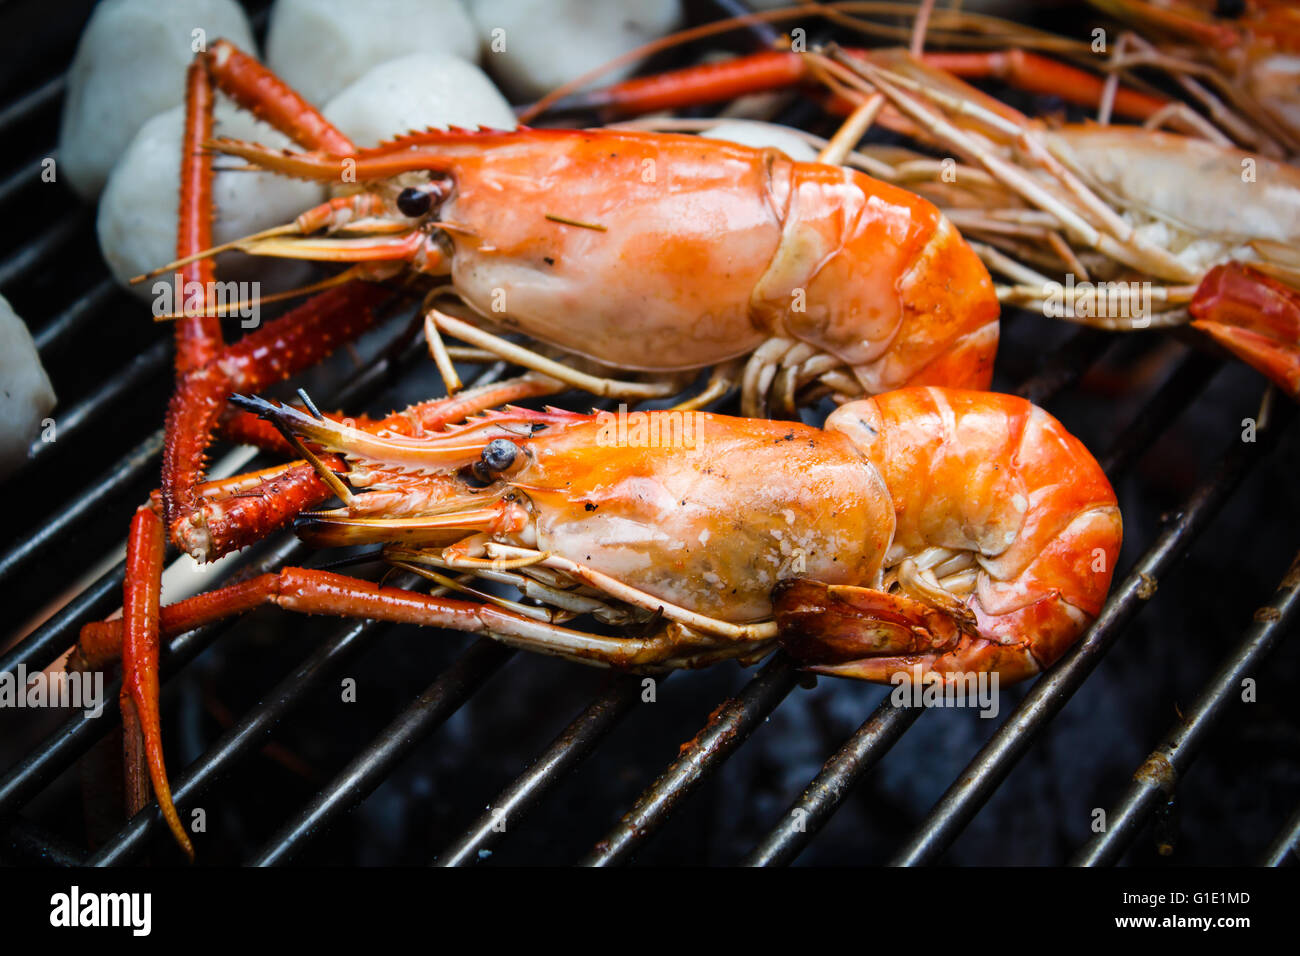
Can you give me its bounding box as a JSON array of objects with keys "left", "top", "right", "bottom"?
[
  {"left": 1262, "top": 800, "right": 1300, "bottom": 866},
  {"left": 0, "top": 561, "right": 125, "bottom": 677},
  {"left": 250, "top": 638, "right": 514, "bottom": 866},
  {"left": 0, "top": 75, "right": 63, "bottom": 135},
  {"left": 0, "top": 154, "right": 52, "bottom": 207},
  {"left": 25, "top": 338, "right": 169, "bottom": 465},
  {"left": 33, "top": 277, "right": 118, "bottom": 355},
  {"left": 1014, "top": 328, "right": 1113, "bottom": 405},
  {"left": 0, "top": 427, "right": 163, "bottom": 586},
  {"left": 743, "top": 697, "right": 921, "bottom": 866},
  {"left": 1094, "top": 351, "right": 1220, "bottom": 476},
  {"left": 0, "top": 211, "right": 89, "bottom": 289},
  {"left": 888, "top": 402, "right": 1298, "bottom": 866},
  {"left": 1071, "top": 548, "right": 1300, "bottom": 866},
  {"left": 434, "top": 673, "right": 650, "bottom": 866},
  {"left": 581, "top": 655, "right": 800, "bottom": 866},
  {"left": 1, "top": 814, "right": 84, "bottom": 867}
]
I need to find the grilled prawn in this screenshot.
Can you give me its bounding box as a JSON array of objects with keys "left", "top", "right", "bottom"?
[
  {"left": 213, "top": 115, "right": 1001, "bottom": 411},
  {"left": 77, "top": 386, "right": 1121, "bottom": 854}
]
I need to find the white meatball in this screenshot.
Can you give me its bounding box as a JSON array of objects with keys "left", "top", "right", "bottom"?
[
  {"left": 97, "top": 102, "right": 326, "bottom": 298},
  {"left": 266, "top": 0, "right": 480, "bottom": 106},
  {"left": 322, "top": 53, "right": 515, "bottom": 148},
  {"left": 467, "top": 0, "right": 681, "bottom": 100},
  {"left": 58, "top": 0, "right": 256, "bottom": 199},
  {"left": 700, "top": 120, "right": 819, "bottom": 162},
  {"left": 0, "top": 295, "right": 57, "bottom": 480}
]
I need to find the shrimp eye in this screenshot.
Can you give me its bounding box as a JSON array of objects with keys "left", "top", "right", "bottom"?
[
  {"left": 481, "top": 438, "right": 518, "bottom": 473},
  {"left": 1214, "top": 0, "right": 1244, "bottom": 17},
  {"left": 396, "top": 187, "right": 432, "bottom": 217}
]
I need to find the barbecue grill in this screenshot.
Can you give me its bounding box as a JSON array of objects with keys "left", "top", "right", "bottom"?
[{"left": 1, "top": 0, "right": 1298, "bottom": 868}]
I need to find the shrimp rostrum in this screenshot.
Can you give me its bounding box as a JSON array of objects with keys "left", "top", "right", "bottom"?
[{"left": 76, "top": 386, "right": 1121, "bottom": 855}]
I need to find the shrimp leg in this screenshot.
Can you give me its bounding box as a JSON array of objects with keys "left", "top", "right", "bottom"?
[{"left": 774, "top": 579, "right": 1041, "bottom": 685}]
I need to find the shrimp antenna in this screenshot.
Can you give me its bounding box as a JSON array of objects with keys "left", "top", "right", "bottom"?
[
  {"left": 150, "top": 267, "right": 369, "bottom": 322},
  {"left": 129, "top": 222, "right": 300, "bottom": 284},
  {"left": 296, "top": 388, "right": 326, "bottom": 420}
]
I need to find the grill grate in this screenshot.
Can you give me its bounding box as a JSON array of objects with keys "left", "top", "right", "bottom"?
[
  {"left": 1, "top": 3, "right": 1298, "bottom": 868},
  {"left": 1073, "top": 548, "right": 1300, "bottom": 866}
]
